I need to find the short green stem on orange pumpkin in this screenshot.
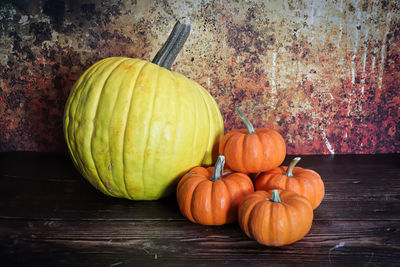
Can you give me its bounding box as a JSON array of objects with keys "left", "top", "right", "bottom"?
[
  {"left": 269, "top": 189, "right": 282, "bottom": 203},
  {"left": 152, "top": 20, "right": 191, "bottom": 70},
  {"left": 211, "top": 155, "right": 226, "bottom": 182},
  {"left": 235, "top": 106, "right": 256, "bottom": 134},
  {"left": 285, "top": 157, "right": 301, "bottom": 177}
]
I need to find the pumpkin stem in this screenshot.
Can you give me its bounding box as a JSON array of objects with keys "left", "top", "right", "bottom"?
[
  {"left": 235, "top": 106, "right": 256, "bottom": 134},
  {"left": 211, "top": 155, "right": 226, "bottom": 182},
  {"left": 269, "top": 189, "right": 282, "bottom": 203},
  {"left": 285, "top": 157, "right": 301, "bottom": 177},
  {"left": 152, "top": 19, "right": 191, "bottom": 70}
]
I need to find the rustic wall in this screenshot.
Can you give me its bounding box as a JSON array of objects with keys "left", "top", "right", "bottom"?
[{"left": 0, "top": 0, "right": 399, "bottom": 154}]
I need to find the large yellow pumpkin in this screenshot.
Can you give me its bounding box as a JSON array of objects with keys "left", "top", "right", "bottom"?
[{"left": 63, "top": 22, "right": 224, "bottom": 200}]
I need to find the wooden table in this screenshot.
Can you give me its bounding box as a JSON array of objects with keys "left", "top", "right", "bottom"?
[{"left": 0, "top": 152, "right": 399, "bottom": 266}]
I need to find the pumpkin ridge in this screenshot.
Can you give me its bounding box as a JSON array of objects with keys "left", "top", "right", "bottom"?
[
  {"left": 194, "top": 82, "right": 214, "bottom": 165},
  {"left": 177, "top": 174, "right": 200, "bottom": 196},
  {"left": 120, "top": 59, "right": 148, "bottom": 199},
  {"left": 246, "top": 200, "right": 257, "bottom": 238},
  {"left": 301, "top": 175, "right": 315, "bottom": 206},
  {"left": 293, "top": 195, "right": 313, "bottom": 237},
  {"left": 65, "top": 58, "right": 109, "bottom": 184},
  {"left": 240, "top": 197, "right": 259, "bottom": 238},
  {"left": 211, "top": 179, "right": 230, "bottom": 224},
  {"left": 273, "top": 201, "right": 286, "bottom": 245},
  {"left": 290, "top": 176, "right": 302, "bottom": 197},
  {"left": 225, "top": 134, "right": 239, "bottom": 170},
  {"left": 64, "top": 59, "right": 103, "bottom": 140},
  {"left": 255, "top": 133, "right": 265, "bottom": 171},
  {"left": 192, "top": 179, "right": 212, "bottom": 224},
  {"left": 221, "top": 133, "right": 235, "bottom": 162},
  {"left": 173, "top": 72, "right": 197, "bottom": 192},
  {"left": 235, "top": 174, "right": 253, "bottom": 197},
  {"left": 178, "top": 175, "right": 205, "bottom": 222},
  {"left": 270, "top": 130, "right": 286, "bottom": 168},
  {"left": 298, "top": 194, "right": 313, "bottom": 208},
  {"left": 267, "top": 198, "right": 275, "bottom": 244},
  {"left": 267, "top": 173, "right": 281, "bottom": 190},
  {"left": 255, "top": 198, "right": 271, "bottom": 242},
  {"left": 210, "top": 178, "right": 217, "bottom": 224},
  {"left": 106, "top": 58, "right": 140, "bottom": 198},
  {"left": 220, "top": 176, "right": 235, "bottom": 222},
  {"left": 74, "top": 58, "right": 121, "bottom": 194},
  {"left": 158, "top": 70, "right": 180, "bottom": 192},
  {"left": 213, "top": 98, "right": 225, "bottom": 159},
  {"left": 185, "top": 76, "right": 201, "bottom": 168},
  {"left": 68, "top": 59, "right": 113, "bottom": 180},
  {"left": 238, "top": 134, "right": 246, "bottom": 171},
  {"left": 282, "top": 173, "right": 290, "bottom": 189},
  {"left": 218, "top": 131, "right": 234, "bottom": 155},
  {"left": 139, "top": 61, "right": 161, "bottom": 199},
  {"left": 267, "top": 131, "right": 282, "bottom": 169},
  {"left": 297, "top": 174, "right": 310, "bottom": 201},
  {"left": 191, "top": 82, "right": 199, "bottom": 168},
  {"left": 304, "top": 173, "right": 323, "bottom": 208},
  {"left": 242, "top": 134, "right": 250, "bottom": 171},
  {"left": 90, "top": 58, "right": 132, "bottom": 196},
  {"left": 213, "top": 179, "right": 231, "bottom": 225},
  {"left": 291, "top": 167, "right": 305, "bottom": 178},
  {"left": 283, "top": 201, "right": 294, "bottom": 245}
]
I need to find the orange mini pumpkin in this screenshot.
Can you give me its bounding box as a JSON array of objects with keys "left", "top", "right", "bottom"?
[
  {"left": 255, "top": 157, "right": 325, "bottom": 209},
  {"left": 238, "top": 189, "right": 313, "bottom": 247},
  {"left": 219, "top": 107, "right": 286, "bottom": 173},
  {"left": 176, "top": 155, "right": 254, "bottom": 225}
]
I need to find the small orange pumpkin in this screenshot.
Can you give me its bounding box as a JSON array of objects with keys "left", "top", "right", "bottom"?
[
  {"left": 255, "top": 157, "right": 325, "bottom": 209},
  {"left": 238, "top": 189, "right": 313, "bottom": 247},
  {"left": 219, "top": 107, "right": 286, "bottom": 173},
  {"left": 176, "top": 155, "right": 254, "bottom": 225}
]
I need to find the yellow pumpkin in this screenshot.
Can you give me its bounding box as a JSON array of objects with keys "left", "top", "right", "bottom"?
[{"left": 63, "top": 22, "right": 224, "bottom": 200}]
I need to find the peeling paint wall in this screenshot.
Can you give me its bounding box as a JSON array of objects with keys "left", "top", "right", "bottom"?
[{"left": 0, "top": 0, "right": 399, "bottom": 154}]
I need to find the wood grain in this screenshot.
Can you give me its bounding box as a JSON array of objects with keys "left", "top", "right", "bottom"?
[{"left": 0, "top": 152, "right": 399, "bottom": 266}]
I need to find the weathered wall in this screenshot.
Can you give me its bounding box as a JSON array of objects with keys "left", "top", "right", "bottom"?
[{"left": 0, "top": 0, "right": 399, "bottom": 154}]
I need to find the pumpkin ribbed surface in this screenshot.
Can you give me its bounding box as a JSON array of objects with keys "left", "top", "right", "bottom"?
[
  {"left": 63, "top": 57, "right": 224, "bottom": 200},
  {"left": 219, "top": 129, "right": 286, "bottom": 173},
  {"left": 238, "top": 190, "right": 313, "bottom": 246},
  {"left": 255, "top": 166, "right": 325, "bottom": 209},
  {"left": 177, "top": 164, "right": 254, "bottom": 225}
]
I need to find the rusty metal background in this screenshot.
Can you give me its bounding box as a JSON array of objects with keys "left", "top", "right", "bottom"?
[{"left": 0, "top": 0, "right": 399, "bottom": 154}]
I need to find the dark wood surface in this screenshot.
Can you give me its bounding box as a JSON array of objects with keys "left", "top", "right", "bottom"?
[{"left": 0, "top": 152, "right": 399, "bottom": 266}]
